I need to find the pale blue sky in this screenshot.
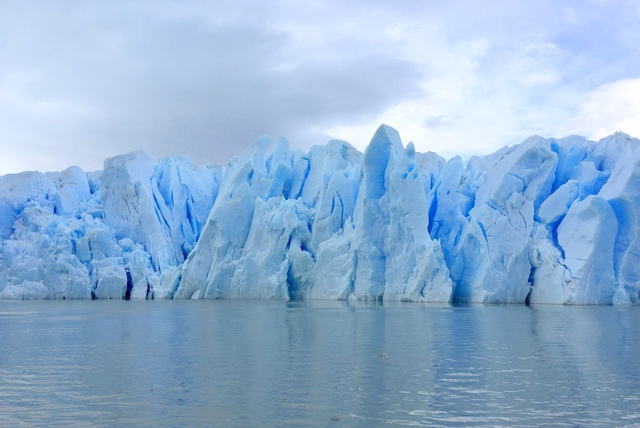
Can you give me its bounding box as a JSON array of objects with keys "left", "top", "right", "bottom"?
[{"left": 1, "top": 0, "right": 639, "bottom": 173}]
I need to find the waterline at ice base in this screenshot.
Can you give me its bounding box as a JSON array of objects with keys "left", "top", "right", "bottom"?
[{"left": 1, "top": 125, "right": 639, "bottom": 305}]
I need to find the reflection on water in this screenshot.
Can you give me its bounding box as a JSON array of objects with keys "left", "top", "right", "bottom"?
[{"left": 1, "top": 300, "right": 639, "bottom": 426}]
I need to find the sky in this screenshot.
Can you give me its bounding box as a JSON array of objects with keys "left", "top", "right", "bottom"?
[{"left": 1, "top": 0, "right": 640, "bottom": 174}]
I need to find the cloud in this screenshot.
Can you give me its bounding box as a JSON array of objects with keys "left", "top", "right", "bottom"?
[
  {"left": 326, "top": 23, "right": 570, "bottom": 158},
  {"left": 0, "top": 1, "right": 425, "bottom": 173},
  {"left": 327, "top": 0, "right": 640, "bottom": 159},
  {"left": 1, "top": 0, "right": 639, "bottom": 172},
  {"left": 559, "top": 78, "right": 640, "bottom": 140}
]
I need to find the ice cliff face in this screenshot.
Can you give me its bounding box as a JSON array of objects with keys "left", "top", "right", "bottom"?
[
  {"left": 1, "top": 125, "right": 639, "bottom": 304},
  {"left": 0, "top": 154, "right": 221, "bottom": 299}
]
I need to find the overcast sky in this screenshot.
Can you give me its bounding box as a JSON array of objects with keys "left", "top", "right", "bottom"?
[{"left": 1, "top": 0, "right": 639, "bottom": 174}]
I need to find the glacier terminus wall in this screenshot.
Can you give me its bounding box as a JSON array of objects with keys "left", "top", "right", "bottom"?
[{"left": 1, "top": 125, "right": 639, "bottom": 305}]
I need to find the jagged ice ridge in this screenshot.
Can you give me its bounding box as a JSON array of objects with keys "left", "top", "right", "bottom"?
[{"left": 1, "top": 125, "right": 639, "bottom": 304}]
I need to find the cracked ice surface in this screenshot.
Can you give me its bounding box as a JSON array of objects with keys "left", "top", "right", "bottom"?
[{"left": 1, "top": 126, "right": 639, "bottom": 304}]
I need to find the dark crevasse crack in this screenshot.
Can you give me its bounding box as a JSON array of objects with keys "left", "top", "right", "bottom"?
[
  {"left": 124, "top": 268, "right": 133, "bottom": 300},
  {"left": 525, "top": 265, "right": 535, "bottom": 306},
  {"left": 145, "top": 279, "right": 154, "bottom": 300}
]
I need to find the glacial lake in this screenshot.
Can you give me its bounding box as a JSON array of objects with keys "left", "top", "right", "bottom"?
[{"left": 1, "top": 300, "right": 639, "bottom": 427}]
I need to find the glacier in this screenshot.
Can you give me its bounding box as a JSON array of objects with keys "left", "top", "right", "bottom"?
[{"left": 1, "top": 125, "right": 639, "bottom": 304}]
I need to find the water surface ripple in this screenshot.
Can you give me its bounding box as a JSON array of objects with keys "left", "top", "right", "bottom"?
[{"left": 0, "top": 301, "right": 639, "bottom": 427}]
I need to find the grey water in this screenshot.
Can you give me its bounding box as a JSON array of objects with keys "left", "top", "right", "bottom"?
[{"left": 1, "top": 301, "right": 639, "bottom": 427}]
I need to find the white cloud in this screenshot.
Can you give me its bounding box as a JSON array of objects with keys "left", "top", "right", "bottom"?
[
  {"left": 1, "top": 0, "right": 640, "bottom": 172},
  {"left": 325, "top": 25, "right": 573, "bottom": 159},
  {"left": 559, "top": 78, "right": 640, "bottom": 141}
]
